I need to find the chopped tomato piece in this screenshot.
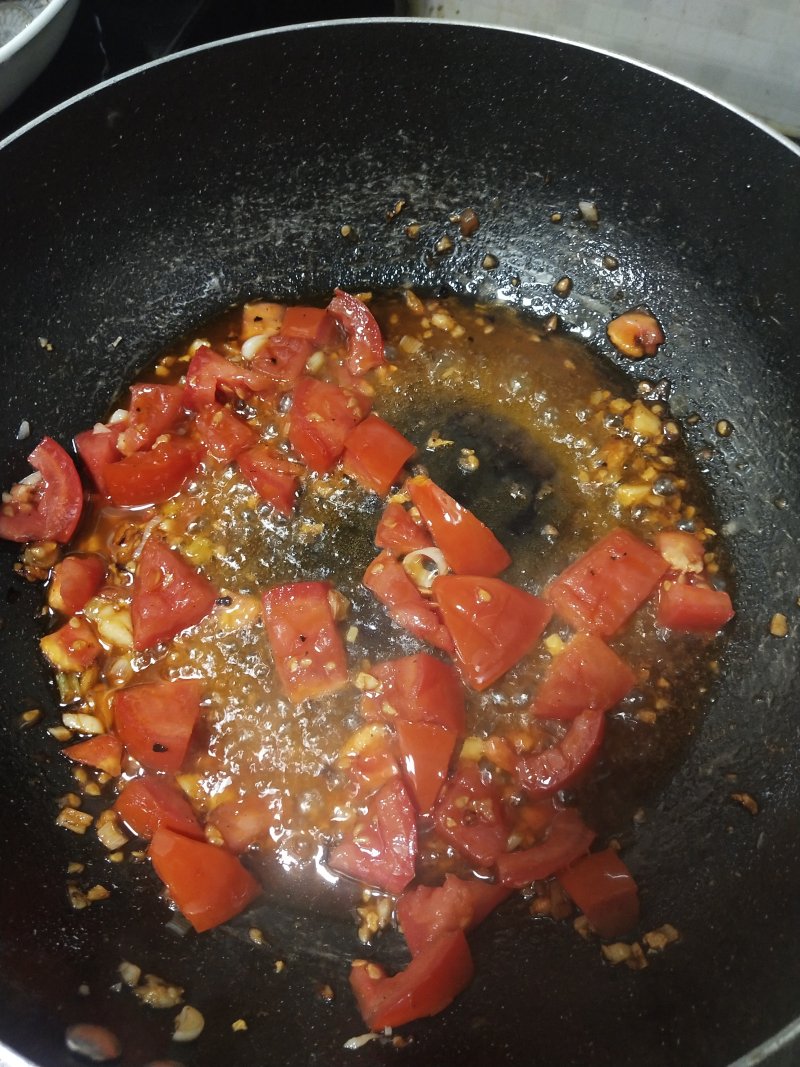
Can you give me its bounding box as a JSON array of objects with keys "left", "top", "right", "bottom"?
[
  {"left": 194, "top": 404, "right": 258, "bottom": 463},
  {"left": 559, "top": 848, "right": 640, "bottom": 939},
  {"left": 375, "top": 501, "right": 433, "bottom": 554},
  {"left": 395, "top": 720, "right": 457, "bottom": 813},
  {"left": 363, "top": 551, "right": 454, "bottom": 654},
  {"left": 252, "top": 334, "right": 313, "bottom": 386},
  {"left": 433, "top": 575, "right": 552, "bottom": 691},
  {"left": 237, "top": 445, "right": 301, "bottom": 515},
  {"left": 62, "top": 734, "right": 123, "bottom": 777},
  {"left": 74, "top": 427, "right": 119, "bottom": 496},
  {"left": 0, "top": 436, "right": 83, "bottom": 543},
  {"left": 361, "top": 653, "right": 466, "bottom": 732},
  {"left": 281, "top": 305, "right": 337, "bottom": 346},
  {"left": 342, "top": 415, "right": 415, "bottom": 496},
  {"left": 327, "top": 289, "right": 386, "bottom": 376},
  {"left": 48, "top": 554, "right": 106, "bottom": 616},
  {"left": 261, "top": 581, "right": 348, "bottom": 702},
  {"left": 115, "top": 776, "right": 203, "bottom": 840},
  {"left": 103, "top": 438, "right": 201, "bottom": 508},
  {"left": 397, "top": 874, "right": 511, "bottom": 955},
  {"left": 328, "top": 777, "right": 417, "bottom": 894},
  {"left": 657, "top": 582, "right": 735, "bottom": 632},
  {"left": 114, "top": 679, "right": 202, "bottom": 773},
  {"left": 131, "top": 538, "right": 218, "bottom": 650},
  {"left": 116, "top": 384, "right": 185, "bottom": 455},
  {"left": 495, "top": 807, "right": 597, "bottom": 888},
  {"left": 148, "top": 826, "right": 260, "bottom": 933},
  {"left": 406, "top": 476, "right": 511, "bottom": 577},
  {"left": 40, "top": 616, "right": 101, "bottom": 672},
  {"left": 346, "top": 747, "right": 401, "bottom": 800},
  {"left": 654, "top": 530, "right": 705, "bottom": 575},
  {"left": 516, "top": 707, "right": 605, "bottom": 798},
  {"left": 533, "top": 633, "right": 636, "bottom": 719},
  {"left": 545, "top": 527, "right": 667, "bottom": 637},
  {"left": 434, "top": 762, "right": 509, "bottom": 868},
  {"left": 183, "top": 345, "right": 276, "bottom": 409},
  {"left": 207, "top": 792, "right": 289, "bottom": 853},
  {"left": 350, "top": 929, "right": 473, "bottom": 1031},
  {"left": 289, "top": 377, "right": 371, "bottom": 473}
]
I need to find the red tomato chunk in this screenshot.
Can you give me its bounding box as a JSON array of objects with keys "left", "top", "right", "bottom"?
[
  {"left": 113, "top": 679, "right": 202, "bottom": 773},
  {"left": 657, "top": 582, "right": 735, "bottom": 633},
  {"left": 360, "top": 653, "right": 466, "bottom": 732},
  {"left": 103, "top": 438, "right": 201, "bottom": 508},
  {"left": 63, "top": 734, "right": 123, "bottom": 778},
  {"left": 342, "top": 414, "right": 415, "bottom": 496},
  {"left": 533, "top": 633, "right": 636, "bottom": 719},
  {"left": 289, "top": 377, "right": 371, "bottom": 473},
  {"left": 48, "top": 554, "right": 106, "bottom": 616},
  {"left": 558, "top": 848, "right": 640, "bottom": 939},
  {"left": 115, "top": 776, "right": 204, "bottom": 840},
  {"left": 131, "top": 538, "right": 218, "bottom": 650},
  {"left": 116, "top": 384, "right": 185, "bottom": 455},
  {"left": 74, "top": 427, "right": 119, "bottom": 496},
  {"left": 495, "top": 808, "right": 596, "bottom": 888},
  {"left": 0, "top": 436, "right": 82, "bottom": 543},
  {"left": 327, "top": 289, "right": 386, "bottom": 376},
  {"left": 374, "top": 501, "right": 433, "bottom": 554},
  {"left": 281, "top": 305, "right": 337, "bottom": 347},
  {"left": 434, "top": 762, "right": 509, "bottom": 868},
  {"left": 516, "top": 707, "right": 606, "bottom": 798},
  {"left": 363, "top": 551, "right": 454, "bottom": 654},
  {"left": 395, "top": 720, "right": 457, "bottom": 813},
  {"left": 183, "top": 345, "right": 275, "bottom": 409},
  {"left": 396, "top": 874, "right": 511, "bottom": 956},
  {"left": 237, "top": 445, "right": 301, "bottom": 515},
  {"left": 194, "top": 404, "right": 258, "bottom": 463},
  {"left": 40, "top": 616, "right": 101, "bottom": 673}
]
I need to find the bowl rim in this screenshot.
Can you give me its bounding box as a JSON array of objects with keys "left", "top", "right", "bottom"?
[{"left": 0, "top": 0, "right": 76, "bottom": 65}]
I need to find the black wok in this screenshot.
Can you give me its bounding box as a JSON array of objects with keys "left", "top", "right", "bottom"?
[{"left": 1, "top": 19, "right": 799, "bottom": 1067}]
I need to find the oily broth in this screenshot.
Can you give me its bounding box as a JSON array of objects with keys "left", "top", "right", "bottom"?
[{"left": 72, "top": 293, "right": 724, "bottom": 893}]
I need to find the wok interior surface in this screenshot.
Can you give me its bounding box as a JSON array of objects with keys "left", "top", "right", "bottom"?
[{"left": 1, "top": 19, "right": 799, "bottom": 1067}]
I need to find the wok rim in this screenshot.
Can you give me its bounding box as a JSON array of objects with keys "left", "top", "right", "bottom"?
[{"left": 0, "top": 17, "right": 798, "bottom": 1067}]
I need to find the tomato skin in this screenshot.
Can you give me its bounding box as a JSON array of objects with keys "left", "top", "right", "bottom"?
[
  {"left": 116, "top": 384, "right": 185, "bottom": 455},
  {"left": 342, "top": 415, "right": 416, "bottom": 496},
  {"left": 363, "top": 551, "right": 454, "bottom": 654},
  {"left": 545, "top": 527, "right": 668, "bottom": 637},
  {"left": 131, "top": 538, "right": 218, "bottom": 650},
  {"left": 0, "top": 437, "right": 83, "bottom": 543},
  {"left": 237, "top": 445, "right": 301, "bottom": 515},
  {"left": 261, "top": 580, "right": 349, "bottom": 702},
  {"left": 207, "top": 792, "right": 289, "bottom": 854},
  {"left": 252, "top": 334, "right": 313, "bottom": 386},
  {"left": 375, "top": 501, "right": 433, "bottom": 554},
  {"left": 657, "top": 582, "right": 735, "bottom": 632},
  {"left": 281, "top": 305, "right": 337, "bottom": 346},
  {"left": 115, "top": 776, "right": 204, "bottom": 840},
  {"left": 40, "top": 616, "right": 101, "bottom": 672},
  {"left": 396, "top": 874, "right": 511, "bottom": 956},
  {"left": 558, "top": 848, "right": 640, "bottom": 939},
  {"left": 516, "top": 707, "right": 605, "bottom": 798},
  {"left": 63, "top": 734, "right": 123, "bottom": 777},
  {"left": 433, "top": 575, "right": 552, "bottom": 691},
  {"left": 407, "top": 476, "right": 511, "bottom": 577},
  {"left": 395, "top": 720, "right": 457, "bottom": 813},
  {"left": 434, "top": 762, "right": 509, "bottom": 868},
  {"left": 183, "top": 345, "right": 275, "bottom": 409},
  {"left": 289, "top": 377, "right": 371, "bottom": 473},
  {"left": 114, "top": 679, "right": 203, "bottom": 773},
  {"left": 533, "top": 633, "right": 636, "bottom": 719},
  {"left": 361, "top": 653, "right": 466, "bottom": 732},
  {"left": 495, "top": 807, "right": 596, "bottom": 888},
  {"left": 194, "top": 404, "right": 258, "bottom": 463},
  {"left": 74, "top": 427, "right": 120, "bottom": 496},
  {"left": 328, "top": 777, "right": 417, "bottom": 895},
  {"left": 350, "top": 929, "right": 473, "bottom": 1031},
  {"left": 327, "top": 289, "right": 386, "bottom": 376},
  {"left": 48, "top": 554, "right": 106, "bottom": 616},
  {"left": 103, "top": 438, "right": 202, "bottom": 508},
  {"left": 148, "top": 826, "right": 260, "bottom": 933}
]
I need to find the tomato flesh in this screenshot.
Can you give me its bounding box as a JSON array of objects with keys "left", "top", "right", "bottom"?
[
  {"left": 361, "top": 653, "right": 466, "bottom": 732},
  {"left": 533, "top": 633, "right": 636, "bottom": 719},
  {"left": 183, "top": 345, "right": 275, "bottom": 409},
  {"left": 48, "top": 554, "right": 106, "bottom": 616},
  {"left": 289, "top": 376, "right": 371, "bottom": 473},
  {"left": 407, "top": 476, "right": 511, "bottom": 577},
  {"left": 103, "top": 438, "right": 201, "bottom": 508},
  {"left": 434, "top": 762, "right": 509, "bottom": 868},
  {"left": 559, "top": 848, "right": 640, "bottom": 938},
  {"left": 40, "top": 616, "right": 101, "bottom": 672},
  {"left": 657, "top": 582, "right": 735, "bottom": 632},
  {"left": 433, "top": 575, "right": 552, "bottom": 691},
  {"left": 396, "top": 874, "right": 511, "bottom": 955},
  {"left": 280, "top": 305, "right": 337, "bottom": 347},
  {"left": 131, "top": 538, "right": 218, "bottom": 650},
  {"left": 114, "top": 679, "right": 203, "bottom": 773},
  {"left": 545, "top": 527, "right": 667, "bottom": 637},
  {"left": 237, "top": 445, "right": 301, "bottom": 515},
  {"left": 350, "top": 929, "right": 473, "bottom": 1031},
  {"left": 495, "top": 807, "right": 596, "bottom": 888},
  {"left": 375, "top": 501, "right": 433, "bottom": 554},
  {"left": 115, "top": 776, "right": 204, "bottom": 840},
  {"left": 395, "top": 720, "right": 457, "bottom": 813},
  {"left": 516, "top": 707, "right": 605, "bottom": 798},
  {"left": 116, "top": 384, "right": 185, "bottom": 455},
  {"left": 194, "top": 404, "right": 258, "bottom": 463},
  {"left": 328, "top": 777, "right": 417, "bottom": 894},
  {"left": 327, "top": 289, "right": 386, "bottom": 376},
  {"left": 148, "top": 826, "right": 260, "bottom": 933},
  {"left": 251, "top": 334, "right": 313, "bottom": 386},
  {"left": 342, "top": 414, "right": 416, "bottom": 496},
  {"left": 62, "top": 734, "right": 123, "bottom": 777},
  {"left": 0, "top": 436, "right": 83, "bottom": 543},
  {"left": 74, "top": 427, "right": 119, "bottom": 496},
  {"left": 207, "top": 792, "right": 288, "bottom": 854},
  {"left": 261, "top": 580, "right": 348, "bottom": 702},
  {"left": 363, "top": 551, "right": 454, "bottom": 654},
  {"left": 654, "top": 530, "right": 705, "bottom": 575}
]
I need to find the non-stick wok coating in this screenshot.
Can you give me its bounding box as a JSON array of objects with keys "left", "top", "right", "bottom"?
[{"left": 0, "top": 20, "right": 799, "bottom": 1067}]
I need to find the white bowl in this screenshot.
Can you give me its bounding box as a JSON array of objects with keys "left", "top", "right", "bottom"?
[{"left": 0, "top": 0, "right": 80, "bottom": 113}]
